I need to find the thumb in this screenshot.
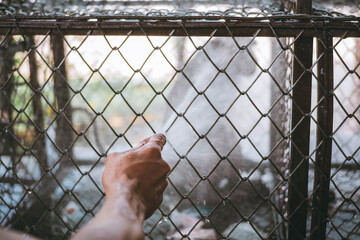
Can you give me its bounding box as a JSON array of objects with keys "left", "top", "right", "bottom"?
[{"left": 139, "top": 133, "right": 167, "bottom": 151}]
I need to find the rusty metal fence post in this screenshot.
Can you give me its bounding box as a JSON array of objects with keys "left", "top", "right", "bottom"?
[
  {"left": 287, "top": 0, "right": 313, "bottom": 239},
  {"left": 288, "top": 35, "right": 313, "bottom": 240},
  {"left": 310, "top": 32, "right": 334, "bottom": 240}
]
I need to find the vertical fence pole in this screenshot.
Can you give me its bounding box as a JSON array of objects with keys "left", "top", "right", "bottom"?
[
  {"left": 310, "top": 33, "right": 333, "bottom": 240},
  {"left": 288, "top": 1, "right": 313, "bottom": 239},
  {"left": 288, "top": 35, "right": 313, "bottom": 240}
]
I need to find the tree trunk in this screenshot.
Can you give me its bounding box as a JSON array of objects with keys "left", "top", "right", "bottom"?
[
  {"left": 9, "top": 35, "right": 74, "bottom": 238},
  {"left": 28, "top": 36, "right": 48, "bottom": 175},
  {"left": 0, "top": 37, "right": 17, "bottom": 159}
]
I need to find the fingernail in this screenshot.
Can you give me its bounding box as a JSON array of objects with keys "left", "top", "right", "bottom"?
[
  {"left": 157, "top": 133, "right": 167, "bottom": 147},
  {"left": 152, "top": 133, "right": 166, "bottom": 148}
]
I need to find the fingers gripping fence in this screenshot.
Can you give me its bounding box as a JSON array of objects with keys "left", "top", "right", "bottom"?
[{"left": 0, "top": 1, "right": 359, "bottom": 240}]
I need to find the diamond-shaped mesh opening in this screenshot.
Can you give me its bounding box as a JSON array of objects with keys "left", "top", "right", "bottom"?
[{"left": 1, "top": 2, "right": 360, "bottom": 239}]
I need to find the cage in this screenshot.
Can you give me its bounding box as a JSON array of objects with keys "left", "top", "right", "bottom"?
[{"left": 0, "top": 0, "right": 359, "bottom": 239}]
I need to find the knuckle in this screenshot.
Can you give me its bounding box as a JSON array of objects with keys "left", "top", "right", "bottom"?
[
  {"left": 107, "top": 152, "right": 117, "bottom": 159},
  {"left": 105, "top": 152, "right": 117, "bottom": 165},
  {"left": 162, "top": 160, "right": 171, "bottom": 172},
  {"left": 158, "top": 195, "right": 164, "bottom": 205},
  {"left": 159, "top": 179, "right": 168, "bottom": 192}
]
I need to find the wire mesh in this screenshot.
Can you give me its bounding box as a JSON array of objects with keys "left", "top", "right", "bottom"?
[
  {"left": 1, "top": 0, "right": 359, "bottom": 17},
  {"left": 0, "top": 2, "right": 359, "bottom": 240}
]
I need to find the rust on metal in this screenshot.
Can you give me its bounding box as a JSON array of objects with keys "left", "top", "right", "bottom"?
[
  {"left": 310, "top": 33, "right": 334, "bottom": 240},
  {"left": 287, "top": 0, "right": 313, "bottom": 239},
  {"left": 0, "top": 16, "right": 359, "bottom": 37}
]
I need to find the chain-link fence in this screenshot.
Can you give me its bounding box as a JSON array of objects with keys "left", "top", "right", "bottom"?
[{"left": 0, "top": 1, "right": 359, "bottom": 239}]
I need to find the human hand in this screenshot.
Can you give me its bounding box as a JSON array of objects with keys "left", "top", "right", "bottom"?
[{"left": 102, "top": 134, "right": 170, "bottom": 219}]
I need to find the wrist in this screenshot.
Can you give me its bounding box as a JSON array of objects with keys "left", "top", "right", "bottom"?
[{"left": 104, "top": 181, "right": 146, "bottom": 223}]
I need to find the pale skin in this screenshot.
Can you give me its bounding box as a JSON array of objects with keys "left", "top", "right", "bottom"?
[{"left": 0, "top": 134, "right": 170, "bottom": 240}]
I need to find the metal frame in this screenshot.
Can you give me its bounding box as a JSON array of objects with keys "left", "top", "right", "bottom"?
[
  {"left": 0, "top": 15, "right": 359, "bottom": 37},
  {"left": 0, "top": 2, "right": 359, "bottom": 240}
]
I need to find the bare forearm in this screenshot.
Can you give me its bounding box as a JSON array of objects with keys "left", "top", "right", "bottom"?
[
  {"left": 71, "top": 184, "right": 145, "bottom": 240},
  {"left": 71, "top": 217, "right": 143, "bottom": 240}
]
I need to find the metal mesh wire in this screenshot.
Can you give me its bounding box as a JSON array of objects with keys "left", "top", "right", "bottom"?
[
  {"left": 324, "top": 36, "right": 360, "bottom": 240},
  {"left": 1, "top": 0, "right": 359, "bottom": 17},
  {"left": 0, "top": 0, "right": 280, "bottom": 17},
  {"left": 0, "top": 2, "right": 359, "bottom": 240}
]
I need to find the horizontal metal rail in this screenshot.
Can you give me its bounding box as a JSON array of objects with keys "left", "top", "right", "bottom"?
[
  {"left": 0, "top": 16, "right": 359, "bottom": 36},
  {"left": 1, "top": 15, "right": 359, "bottom": 21}
]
